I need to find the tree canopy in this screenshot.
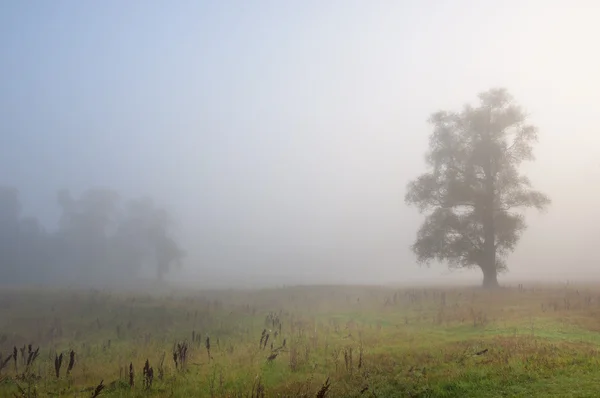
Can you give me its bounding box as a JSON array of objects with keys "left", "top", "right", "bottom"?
[
  {"left": 405, "top": 88, "right": 550, "bottom": 287},
  {"left": 0, "top": 187, "right": 184, "bottom": 286}
]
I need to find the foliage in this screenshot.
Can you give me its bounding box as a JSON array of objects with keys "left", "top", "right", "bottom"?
[
  {"left": 0, "top": 187, "right": 184, "bottom": 285},
  {"left": 405, "top": 88, "right": 550, "bottom": 286}
]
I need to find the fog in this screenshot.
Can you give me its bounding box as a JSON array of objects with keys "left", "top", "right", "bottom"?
[{"left": 1, "top": 1, "right": 599, "bottom": 288}]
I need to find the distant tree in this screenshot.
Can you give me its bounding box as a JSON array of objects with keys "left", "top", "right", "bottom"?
[
  {"left": 0, "top": 187, "right": 22, "bottom": 281},
  {"left": 56, "top": 188, "right": 122, "bottom": 282},
  {"left": 0, "top": 187, "right": 49, "bottom": 284},
  {"left": 17, "top": 216, "right": 48, "bottom": 280},
  {"left": 57, "top": 189, "right": 120, "bottom": 235},
  {"left": 405, "top": 89, "right": 550, "bottom": 288},
  {"left": 0, "top": 186, "right": 184, "bottom": 286},
  {"left": 122, "top": 198, "right": 185, "bottom": 281}
]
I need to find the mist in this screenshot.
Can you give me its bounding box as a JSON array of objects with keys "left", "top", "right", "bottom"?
[{"left": 1, "top": 1, "right": 599, "bottom": 288}]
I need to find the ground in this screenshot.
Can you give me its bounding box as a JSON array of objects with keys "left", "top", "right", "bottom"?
[{"left": 1, "top": 282, "right": 600, "bottom": 397}]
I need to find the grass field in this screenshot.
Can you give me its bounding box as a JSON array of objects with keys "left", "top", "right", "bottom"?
[{"left": 1, "top": 282, "right": 600, "bottom": 397}]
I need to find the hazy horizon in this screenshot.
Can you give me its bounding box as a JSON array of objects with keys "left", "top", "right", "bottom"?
[{"left": 2, "top": 1, "right": 600, "bottom": 287}]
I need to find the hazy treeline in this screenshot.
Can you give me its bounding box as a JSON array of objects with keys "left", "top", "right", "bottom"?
[{"left": 0, "top": 186, "right": 184, "bottom": 286}]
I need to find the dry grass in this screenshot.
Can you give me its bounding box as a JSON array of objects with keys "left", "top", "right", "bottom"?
[{"left": 1, "top": 282, "right": 600, "bottom": 396}]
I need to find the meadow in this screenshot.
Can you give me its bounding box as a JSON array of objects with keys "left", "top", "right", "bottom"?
[{"left": 1, "top": 282, "right": 600, "bottom": 397}]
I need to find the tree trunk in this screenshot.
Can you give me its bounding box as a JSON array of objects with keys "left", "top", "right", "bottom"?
[
  {"left": 481, "top": 210, "right": 498, "bottom": 288},
  {"left": 481, "top": 265, "right": 499, "bottom": 288},
  {"left": 481, "top": 107, "right": 498, "bottom": 289}
]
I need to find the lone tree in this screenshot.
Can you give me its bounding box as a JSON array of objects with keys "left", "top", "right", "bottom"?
[{"left": 405, "top": 89, "right": 550, "bottom": 288}]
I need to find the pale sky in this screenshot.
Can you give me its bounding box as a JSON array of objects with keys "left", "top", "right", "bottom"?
[{"left": 1, "top": 1, "right": 599, "bottom": 286}]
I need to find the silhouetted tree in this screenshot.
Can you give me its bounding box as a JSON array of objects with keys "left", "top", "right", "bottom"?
[
  {"left": 155, "top": 234, "right": 184, "bottom": 281},
  {"left": 0, "top": 186, "right": 184, "bottom": 286},
  {"left": 405, "top": 88, "right": 550, "bottom": 288},
  {"left": 17, "top": 216, "right": 48, "bottom": 280},
  {"left": 0, "top": 187, "right": 23, "bottom": 281},
  {"left": 56, "top": 189, "right": 122, "bottom": 282},
  {"left": 123, "top": 198, "right": 185, "bottom": 281},
  {"left": 0, "top": 187, "right": 50, "bottom": 284}
]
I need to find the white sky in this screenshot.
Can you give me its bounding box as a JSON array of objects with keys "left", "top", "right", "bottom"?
[{"left": 1, "top": 0, "right": 599, "bottom": 286}]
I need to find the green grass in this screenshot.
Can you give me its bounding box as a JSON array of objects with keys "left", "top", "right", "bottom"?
[{"left": 1, "top": 283, "right": 600, "bottom": 397}]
